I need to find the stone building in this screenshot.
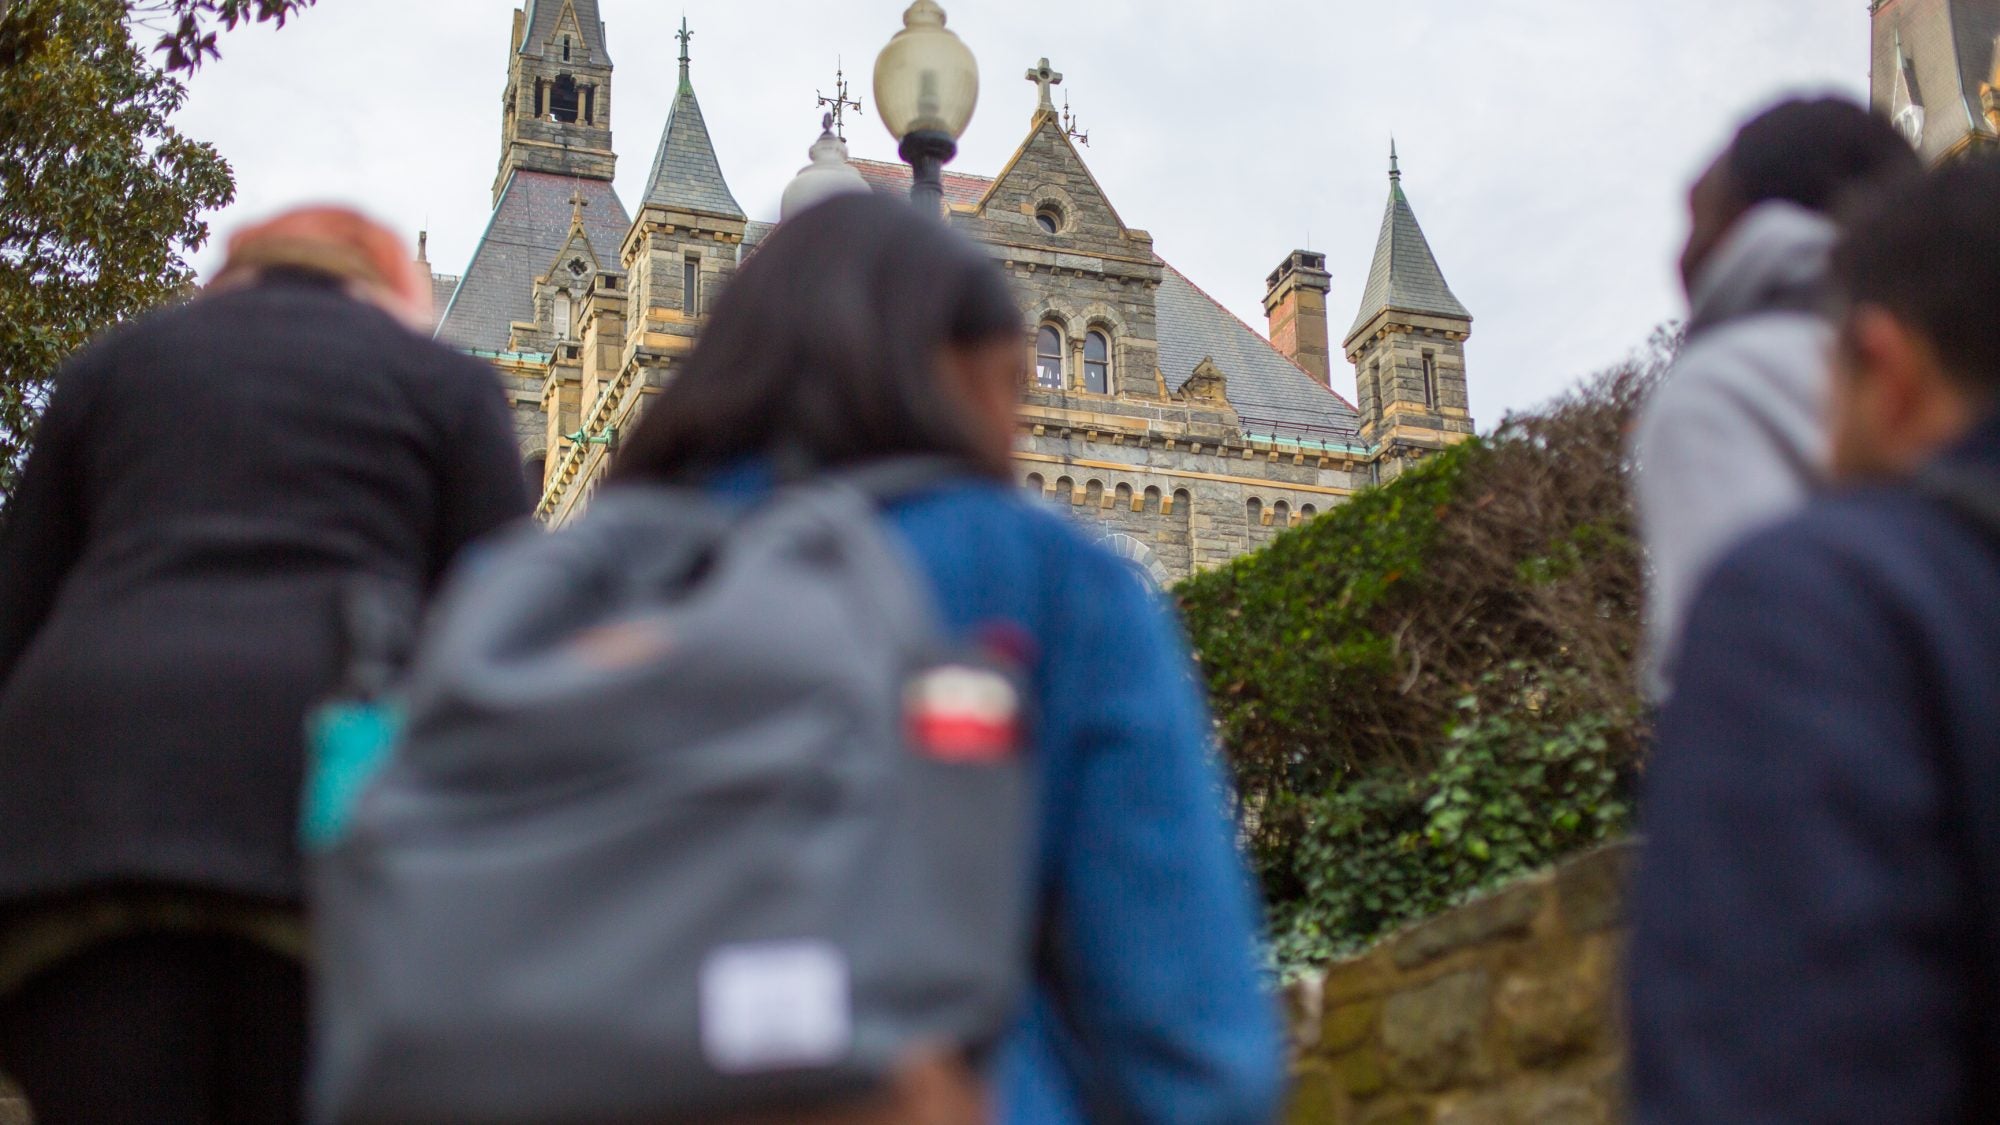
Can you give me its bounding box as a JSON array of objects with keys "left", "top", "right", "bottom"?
[
  {"left": 1871, "top": 0, "right": 2000, "bottom": 164},
  {"left": 429, "top": 1, "right": 1476, "bottom": 584}
]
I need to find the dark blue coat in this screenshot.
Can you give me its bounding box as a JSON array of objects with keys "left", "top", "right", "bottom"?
[{"left": 1629, "top": 414, "right": 2000, "bottom": 1122}]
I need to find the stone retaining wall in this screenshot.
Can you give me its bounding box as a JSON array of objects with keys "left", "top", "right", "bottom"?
[{"left": 1284, "top": 842, "right": 1637, "bottom": 1124}]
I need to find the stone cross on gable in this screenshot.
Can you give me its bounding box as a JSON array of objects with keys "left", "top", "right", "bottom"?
[
  {"left": 568, "top": 186, "right": 589, "bottom": 229},
  {"left": 1026, "top": 57, "right": 1063, "bottom": 114}
]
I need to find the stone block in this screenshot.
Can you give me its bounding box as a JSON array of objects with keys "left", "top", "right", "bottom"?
[
  {"left": 1286, "top": 971, "right": 1325, "bottom": 1053},
  {"left": 1392, "top": 882, "right": 1545, "bottom": 970},
  {"left": 1356, "top": 1100, "right": 1432, "bottom": 1125},
  {"left": 1495, "top": 961, "right": 1602, "bottom": 1068},
  {"left": 1380, "top": 970, "right": 1493, "bottom": 1092},
  {"left": 1504, "top": 1080, "right": 1604, "bottom": 1125},
  {"left": 1331, "top": 1048, "right": 1387, "bottom": 1098},
  {"left": 1554, "top": 843, "right": 1638, "bottom": 934},
  {"left": 1288, "top": 1062, "right": 1347, "bottom": 1125},
  {"left": 1322, "top": 998, "right": 1382, "bottom": 1054},
  {"left": 1432, "top": 1092, "right": 1508, "bottom": 1125}
]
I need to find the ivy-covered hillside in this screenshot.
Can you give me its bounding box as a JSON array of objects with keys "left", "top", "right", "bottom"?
[{"left": 1179, "top": 350, "right": 1667, "bottom": 973}]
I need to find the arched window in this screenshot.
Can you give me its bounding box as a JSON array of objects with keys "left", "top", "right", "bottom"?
[
  {"left": 1301, "top": 504, "right": 1319, "bottom": 521},
  {"left": 1035, "top": 325, "right": 1065, "bottom": 389},
  {"left": 562, "top": 35, "right": 572, "bottom": 62},
  {"left": 1115, "top": 482, "right": 1134, "bottom": 510},
  {"left": 1024, "top": 472, "right": 1045, "bottom": 495},
  {"left": 552, "top": 290, "right": 572, "bottom": 339},
  {"left": 1247, "top": 497, "right": 1264, "bottom": 526},
  {"left": 524, "top": 453, "right": 547, "bottom": 495},
  {"left": 1084, "top": 330, "right": 1111, "bottom": 394},
  {"left": 1144, "top": 486, "right": 1162, "bottom": 513},
  {"left": 1085, "top": 480, "right": 1105, "bottom": 508},
  {"left": 1273, "top": 500, "right": 1292, "bottom": 527}
]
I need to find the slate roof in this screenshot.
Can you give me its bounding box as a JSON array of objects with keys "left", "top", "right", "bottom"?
[
  {"left": 850, "top": 158, "right": 995, "bottom": 208},
  {"left": 1157, "top": 266, "right": 1362, "bottom": 441},
  {"left": 427, "top": 273, "right": 459, "bottom": 333},
  {"left": 1346, "top": 160, "right": 1471, "bottom": 342},
  {"left": 435, "top": 170, "right": 631, "bottom": 352},
  {"left": 1872, "top": 0, "right": 1999, "bottom": 163},
  {"left": 521, "top": 0, "right": 609, "bottom": 61},
  {"left": 642, "top": 69, "right": 744, "bottom": 218}
]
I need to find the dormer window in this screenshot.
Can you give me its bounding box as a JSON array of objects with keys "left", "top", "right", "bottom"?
[
  {"left": 1895, "top": 103, "right": 1926, "bottom": 147},
  {"left": 553, "top": 290, "right": 573, "bottom": 339},
  {"left": 562, "top": 35, "right": 572, "bottom": 62}
]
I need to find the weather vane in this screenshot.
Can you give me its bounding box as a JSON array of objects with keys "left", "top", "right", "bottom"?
[
  {"left": 816, "top": 58, "right": 863, "bottom": 140},
  {"left": 1063, "top": 91, "right": 1090, "bottom": 147}
]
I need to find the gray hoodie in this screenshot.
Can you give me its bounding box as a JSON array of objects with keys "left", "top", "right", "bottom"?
[{"left": 1633, "top": 201, "right": 1839, "bottom": 702}]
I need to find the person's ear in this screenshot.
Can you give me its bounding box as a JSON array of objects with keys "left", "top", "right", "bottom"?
[{"left": 1846, "top": 305, "right": 1926, "bottom": 432}]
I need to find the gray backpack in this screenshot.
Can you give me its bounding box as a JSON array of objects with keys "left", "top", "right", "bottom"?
[{"left": 310, "top": 465, "right": 1034, "bottom": 1124}]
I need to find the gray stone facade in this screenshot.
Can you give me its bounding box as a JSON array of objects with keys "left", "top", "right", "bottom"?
[{"left": 431, "top": 7, "right": 1478, "bottom": 583}]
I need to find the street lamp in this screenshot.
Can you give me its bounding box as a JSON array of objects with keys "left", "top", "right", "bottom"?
[{"left": 872, "top": 0, "right": 978, "bottom": 217}]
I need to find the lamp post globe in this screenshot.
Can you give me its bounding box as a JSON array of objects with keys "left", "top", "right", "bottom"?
[{"left": 872, "top": 0, "right": 978, "bottom": 217}]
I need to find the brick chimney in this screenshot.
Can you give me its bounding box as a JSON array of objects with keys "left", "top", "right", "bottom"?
[{"left": 1263, "top": 250, "right": 1333, "bottom": 386}]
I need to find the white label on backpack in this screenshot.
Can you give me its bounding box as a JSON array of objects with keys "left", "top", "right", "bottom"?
[{"left": 700, "top": 941, "right": 852, "bottom": 1073}]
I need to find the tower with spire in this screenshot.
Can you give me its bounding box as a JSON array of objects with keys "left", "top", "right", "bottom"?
[
  {"left": 494, "top": 0, "right": 618, "bottom": 200},
  {"left": 1341, "top": 142, "right": 1474, "bottom": 465}
]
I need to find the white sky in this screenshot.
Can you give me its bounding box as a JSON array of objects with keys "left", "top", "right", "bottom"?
[{"left": 172, "top": 0, "right": 1872, "bottom": 423}]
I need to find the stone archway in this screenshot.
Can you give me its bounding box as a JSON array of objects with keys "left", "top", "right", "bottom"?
[{"left": 1099, "top": 532, "right": 1172, "bottom": 591}]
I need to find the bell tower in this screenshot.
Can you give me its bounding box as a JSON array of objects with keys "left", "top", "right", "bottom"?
[{"left": 495, "top": 0, "right": 617, "bottom": 202}]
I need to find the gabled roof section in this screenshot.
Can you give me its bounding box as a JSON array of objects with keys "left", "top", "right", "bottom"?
[
  {"left": 1347, "top": 146, "right": 1471, "bottom": 343},
  {"left": 1158, "top": 266, "right": 1362, "bottom": 441},
  {"left": 641, "top": 55, "right": 745, "bottom": 219},
  {"left": 544, "top": 196, "right": 605, "bottom": 281},
  {"left": 436, "top": 170, "right": 631, "bottom": 352},
  {"left": 977, "top": 112, "right": 1132, "bottom": 233},
  {"left": 521, "top": 0, "right": 609, "bottom": 63}
]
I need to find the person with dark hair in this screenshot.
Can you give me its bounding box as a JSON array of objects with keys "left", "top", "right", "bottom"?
[
  {"left": 1631, "top": 96, "right": 1919, "bottom": 701},
  {"left": 1629, "top": 158, "right": 2000, "bottom": 1121},
  {"left": 0, "top": 207, "right": 529, "bottom": 1123},
  {"left": 608, "top": 193, "right": 1283, "bottom": 1124}
]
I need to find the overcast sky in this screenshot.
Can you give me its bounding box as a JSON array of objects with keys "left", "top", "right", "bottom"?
[{"left": 170, "top": 0, "right": 1871, "bottom": 423}]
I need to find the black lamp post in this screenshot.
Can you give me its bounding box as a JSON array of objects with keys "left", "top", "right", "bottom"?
[{"left": 873, "top": 0, "right": 979, "bottom": 218}]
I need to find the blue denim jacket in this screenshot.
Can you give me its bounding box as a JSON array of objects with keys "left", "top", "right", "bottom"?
[{"left": 868, "top": 480, "right": 1283, "bottom": 1125}]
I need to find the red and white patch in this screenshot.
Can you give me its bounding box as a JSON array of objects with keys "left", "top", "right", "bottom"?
[{"left": 905, "top": 665, "right": 1020, "bottom": 764}]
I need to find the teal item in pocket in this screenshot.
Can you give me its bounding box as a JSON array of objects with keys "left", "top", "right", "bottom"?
[{"left": 302, "top": 700, "right": 404, "bottom": 853}]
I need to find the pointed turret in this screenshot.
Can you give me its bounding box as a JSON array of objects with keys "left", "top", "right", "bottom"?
[
  {"left": 1343, "top": 143, "right": 1474, "bottom": 463},
  {"left": 1346, "top": 142, "right": 1470, "bottom": 342},
  {"left": 639, "top": 20, "right": 745, "bottom": 220}
]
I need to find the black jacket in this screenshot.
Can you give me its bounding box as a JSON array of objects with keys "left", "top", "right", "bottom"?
[
  {"left": 0, "top": 271, "right": 529, "bottom": 907},
  {"left": 1629, "top": 412, "right": 2000, "bottom": 1122}
]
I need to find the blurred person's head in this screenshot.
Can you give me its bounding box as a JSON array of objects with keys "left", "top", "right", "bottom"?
[
  {"left": 1680, "top": 97, "right": 1918, "bottom": 294},
  {"left": 214, "top": 206, "right": 433, "bottom": 331},
  {"left": 611, "top": 193, "right": 1027, "bottom": 482},
  {"left": 1829, "top": 159, "right": 2000, "bottom": 481}
]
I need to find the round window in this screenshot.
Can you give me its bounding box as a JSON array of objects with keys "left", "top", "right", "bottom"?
[{"left": 1035, "top": 208, "right": 1061, "bottom": 235}]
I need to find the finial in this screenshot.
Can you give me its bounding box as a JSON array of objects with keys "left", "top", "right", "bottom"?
[
  {"left": 676, "top": 16, "right": 693, "bottom": 78},
  {"left": 1389, "top": 138, "right": 1401, "bottom": 181},
  {"left": 816, "top": 56, "right": 864, "bottom": 141},
  {"left": 568, "top": 185, "right": 589, "bottom": 230},
  {"left": 416, "top": 230, "right": 428, "bottom": 263},
  {"left": 1026, "top": 57, "right": 1064, "bottom": 115}
]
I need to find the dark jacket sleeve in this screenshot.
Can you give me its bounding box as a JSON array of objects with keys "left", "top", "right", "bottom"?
[
  {"left": 1628, "top": 522, "right": 1969, "bottom": 1123},
  {"left": 0, "top": 352, "right": 101, "bottom": 685},
  {"left": 1033, "top": 550, "right": 1286, "bottom": 1125},
  {"left": 425, "top": 356, "right": 531, "bottom": 584}
]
